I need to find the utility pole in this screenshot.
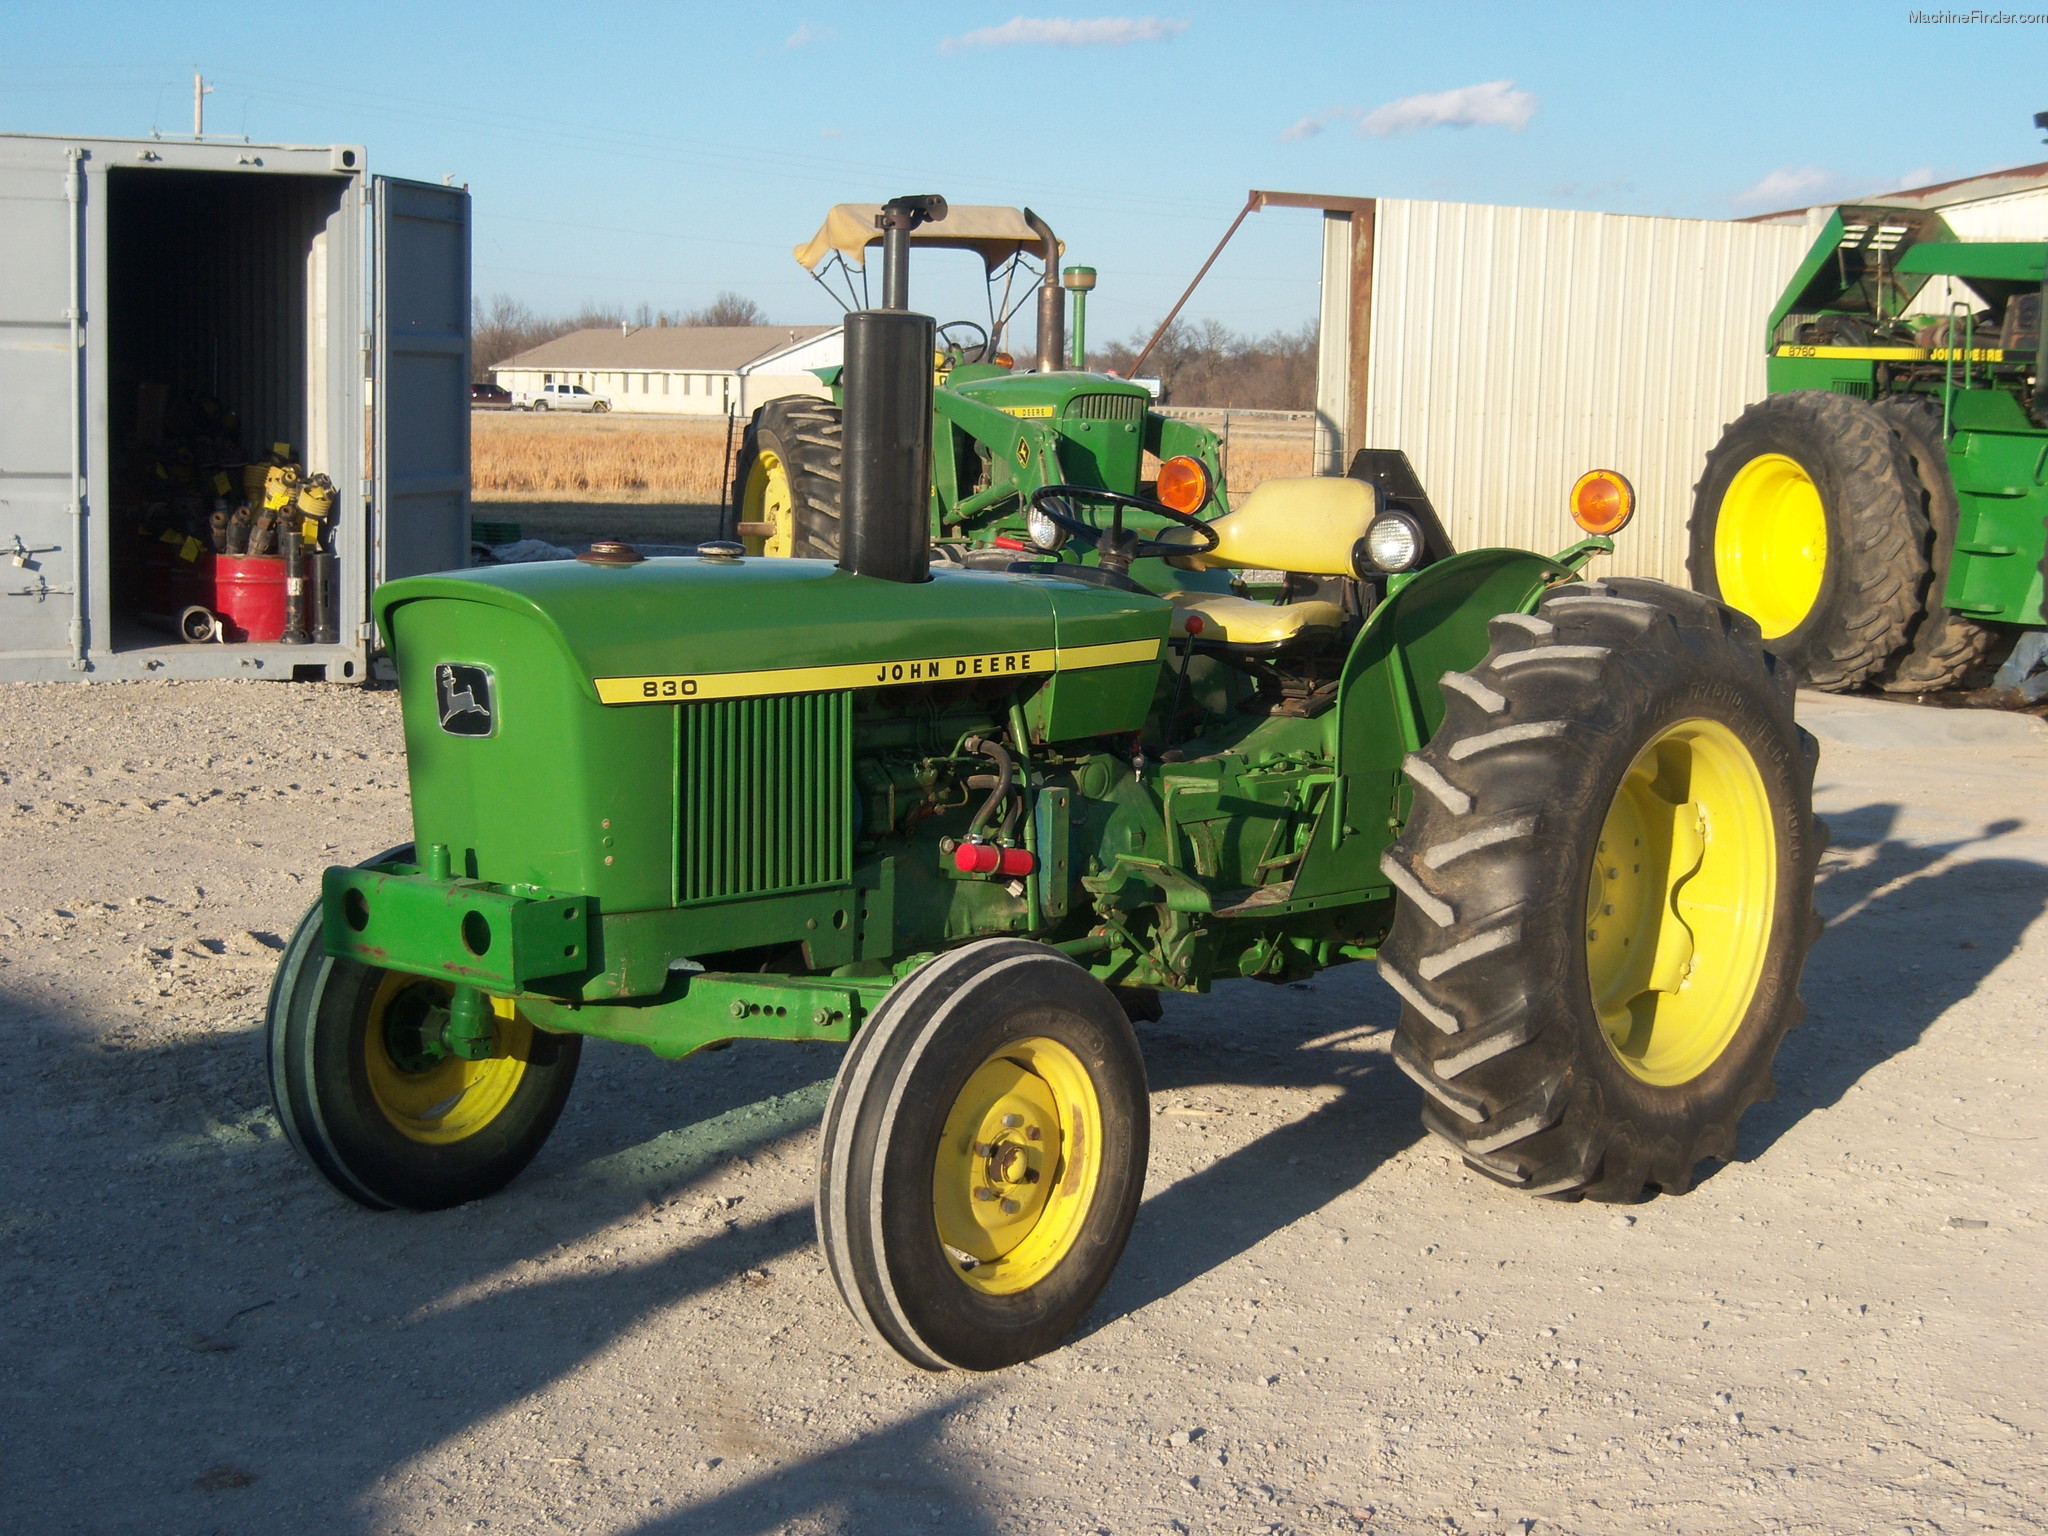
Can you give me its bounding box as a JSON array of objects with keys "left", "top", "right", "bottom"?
[{"left": 193, "top": 70, "right": 212, "bottom": 138}]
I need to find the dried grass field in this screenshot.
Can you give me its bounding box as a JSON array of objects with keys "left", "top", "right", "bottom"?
[{"left": 470, "top": 409, "right": 1313, "bottom": 510}]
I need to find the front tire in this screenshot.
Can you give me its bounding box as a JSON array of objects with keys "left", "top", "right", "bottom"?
[
  {"left": 1379, "top": 579, "right": 1822, "bottom": 1200},
  {"left": 1688, "top": 390, "right": 1928, "bottom": 690},
  {"left": 266, "top": 855, "right": 581, "bottom": 1211},
  {"left": 817, "top": 939, "right": 1149, "bottom": 1370}
]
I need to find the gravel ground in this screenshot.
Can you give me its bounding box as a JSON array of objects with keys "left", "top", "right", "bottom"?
[{"left": 1, "top": 680, "right": 2042, "bottom": 1536}]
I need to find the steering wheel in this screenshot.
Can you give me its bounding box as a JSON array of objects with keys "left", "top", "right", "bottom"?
[
  {"left": 1028, "top": 485, "right": 1222, "bottom": 577},
  {"left": 937, "top": 320, "right": 990, "bottom": 364}
]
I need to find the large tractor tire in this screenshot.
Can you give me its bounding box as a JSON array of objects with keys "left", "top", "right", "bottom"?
[
  {"left": 1378, "top": 579, "right": 1822, "bottom": 1201},
  {"left": 817, "top": 939, "right": 1149, "bottom": 1371},
  {"left": 730, "top": 397, "right": 843, "bottom": 558},
  {"left": 1688, "top": 390, "right": 1928, "bottom": 691},
  {"left": 1873, "top": 395, "right": 1994, "bottom": 693}
]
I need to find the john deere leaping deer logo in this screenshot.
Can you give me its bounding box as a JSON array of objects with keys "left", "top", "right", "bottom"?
[{"left": 436, "top": 664, "right": 495, "bottom": 737}]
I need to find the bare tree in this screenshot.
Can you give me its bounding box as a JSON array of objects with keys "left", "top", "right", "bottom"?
[
  {"left": 1091, "top": 318, "right": 1316, "bottom": 410},
  {"left": 684, "top": 291, "right": 766, "bottom": 327}
]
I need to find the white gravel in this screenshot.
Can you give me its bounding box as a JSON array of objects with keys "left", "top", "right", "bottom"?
[{"left": 1, "top": 679, "right": 2042, "bottom": 1535}]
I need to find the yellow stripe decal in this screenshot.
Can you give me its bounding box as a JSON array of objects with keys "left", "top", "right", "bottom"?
[
  {"left": 595, "top": 636, "right": 1161, "bottom": 705},
  {"left": 1774, "top": 345, "right": 2008, "bottom": 362},
  {"left": 999, "top": 404, "right": 1057, "bottom": 418}
]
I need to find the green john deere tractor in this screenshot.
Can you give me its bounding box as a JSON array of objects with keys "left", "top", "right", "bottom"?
[
  {"left": 1690, "top": 205, "right": 2045, "bottom": 691},
  {"left": 269, "top": 213, "right": 1823, "bottom": 1371},
  {"left": 727, "top": 196, "right": 1230, "bottom": 584}
]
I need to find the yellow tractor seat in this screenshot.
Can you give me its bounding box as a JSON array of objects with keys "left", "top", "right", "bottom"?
[
  {"left": 1161, "top": 475, "right": 1376, "bottom": 575},
  {"left": 1167, "top": 591, "right": 1344, "bottom": 650}
]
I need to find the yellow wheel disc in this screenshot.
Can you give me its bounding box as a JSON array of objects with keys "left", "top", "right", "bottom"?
[
  {"left": 1585, "top": 718, "right": 1777, "bottom": 1087},
  {"left": 363, "top": 974, "right": 531, "bottom": 1145},
  {"left": 931, "top": 1037, "right": 1103, "bottom": 1296},
  {"left": 742, "top": 447, "right": 795, "bottom": 558},
  {"left": 1714, "top": 452, "right": 1827, "bottom": 639}
]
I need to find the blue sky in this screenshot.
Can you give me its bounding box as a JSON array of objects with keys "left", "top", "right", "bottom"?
[{"left": 4, "top": 2, "right": 2044, "bottom": 343}]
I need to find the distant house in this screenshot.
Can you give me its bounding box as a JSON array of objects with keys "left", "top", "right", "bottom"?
[{"left": 491, "top": 324, "right": 842, "bottom": 417}]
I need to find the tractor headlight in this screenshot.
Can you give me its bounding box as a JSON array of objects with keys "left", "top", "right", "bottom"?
[
  {"left": 1355, "top": 511, "right": 1424, "bottom": 575},
  {"left": 1156, "top": 455, "right": 1213, "bottom": 515},
  {"left": 1026, "top": 505, "right": 1068, "bottom": 551}
]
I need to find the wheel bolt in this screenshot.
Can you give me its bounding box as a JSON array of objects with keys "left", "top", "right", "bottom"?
[
  {"left": 1000, "top": 1198, "right": 1020, "bottom": 1215},
  {"left": 1024, "top": 1125, "right": 1042, "bottom": 1141},
  {"left": 973, "top": 1187, "right": 996, "bottom": 1202},
  {"left": 1001, "top": 1113, "right": 1022, "bottom": 1128}
]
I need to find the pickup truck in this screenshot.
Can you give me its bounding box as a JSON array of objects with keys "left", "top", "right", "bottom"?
[{"left": 513, "top": 382, "right": 612, "bottom": 413}]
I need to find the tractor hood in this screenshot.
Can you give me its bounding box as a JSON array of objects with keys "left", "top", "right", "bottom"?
[{"left": 374, "top": 558, "right": 1168, "bottom": 706}]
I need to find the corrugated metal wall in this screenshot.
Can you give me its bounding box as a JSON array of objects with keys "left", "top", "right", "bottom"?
[
  {"left": 1360, "top": 201, "right": 1813, "bottom": 586},
  {"left": 1939, "top": 186, "right": 2048, "bottom": 240}
]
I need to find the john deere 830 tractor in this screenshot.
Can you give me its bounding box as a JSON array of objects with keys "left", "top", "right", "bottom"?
[
  {"left": 1691, "top": 205, "right": 2045, "bottom": 691},
  {"left": 729, "top": 197, "right": 1230, "bottom": 579},
  {"left": 269, "top": 205, "right": 1822, "bottom": 1371}
]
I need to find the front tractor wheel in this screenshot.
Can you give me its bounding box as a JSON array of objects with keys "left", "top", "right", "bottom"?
[
  {"left": 817, "top": 939, "right": 1149, "bottom": 1370},
  {"left": 1688, "top": 390, "right": 1928, "bottom": 690},
  {"left": 1378, "top": 579, "right": 1822, "bottom": 1201},
  {"left": 730, "top": 397, "right": 844, "bottom": 558},
  {"left": 266, "top": 873, "right": 581, "bottom": 1211}
]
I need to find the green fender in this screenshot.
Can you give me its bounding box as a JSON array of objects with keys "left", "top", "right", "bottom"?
[{"left": 1290, "top": 547, "right": 1575, "bottom": 901}]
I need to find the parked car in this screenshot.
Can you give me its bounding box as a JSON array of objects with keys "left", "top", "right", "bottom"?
[
  {"left": 470, "top": 381, "right": 512, "bottom": 408},
  {"left": 513, "top": 382, "right": 612, "bottom": 413}
]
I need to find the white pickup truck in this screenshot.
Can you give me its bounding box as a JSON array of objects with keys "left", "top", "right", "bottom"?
[{"left": 513, "top": 382, "right": 613, "bottom": 413}]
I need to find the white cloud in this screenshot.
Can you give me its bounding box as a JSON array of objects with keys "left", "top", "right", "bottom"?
[
  {"left": 939, "top": 15, "right": 1189, "bottom": 53},
  {"left": 1731, "top": 165, "right": 1844, "bottom": 210},
  {"left": 1358, "top": 79, "right": 1536, "bottom": 137},
  {"left": 1280, "top": 110, "right": 1344, "bottom": 142},
  {"left": 784, "top": 23, "right": 837, "bottom": 48}
]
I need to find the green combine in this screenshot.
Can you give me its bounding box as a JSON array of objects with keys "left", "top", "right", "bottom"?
[
  {"left": 269, "top": 209, "right": 1822, "bottom": 1371},
  {"left": 1690, "top": 205, "right": 2045, "bottom": 691},
  {"left": 727, "top": 197, "right": 1229, "bottom": 579}
]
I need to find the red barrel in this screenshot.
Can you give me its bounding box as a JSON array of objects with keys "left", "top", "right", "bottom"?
[{"left": 209, "top": 555, "right": 288, "bottom": 642}]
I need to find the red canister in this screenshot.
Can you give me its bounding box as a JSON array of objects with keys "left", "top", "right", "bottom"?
[{"left": 209, "top": 555, "right": 289, "bottom": 642}]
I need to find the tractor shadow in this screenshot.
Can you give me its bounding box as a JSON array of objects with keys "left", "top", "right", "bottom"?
[
  {"left": 1083, "top": 964, "right": 1422, "bottom": 1333},
  {"left": 1729, "top": 801, "right": 2047, "bottom": 1160}
]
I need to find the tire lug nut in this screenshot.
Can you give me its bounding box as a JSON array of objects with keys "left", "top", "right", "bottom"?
[
  {"left": 1000, "top": 1198, "right": 1020, "bottom": 1215},
  {"left": 973, "top": 1186, "right": 996, "bottom": 1202},
  {"left": 1001, "top": 1113, "right": 1022, "bottom": 1128},
  {"left": 1024, "top": 1125, "right": 1042, "bottom": 1141}
]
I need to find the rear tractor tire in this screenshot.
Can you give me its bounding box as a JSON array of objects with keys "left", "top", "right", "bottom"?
[
  {"left": 266, "top": 849, "right": 581, "bottom": 1211},
  {"left": 730, "top": 397, "right": 845, "bottom": 558},
  {"left": 1378, "top": 579, "right": 1823, "bottom": 1201},
  {"left": 817, "top": 939, "right": 1150, "bottom": 1370},
  {"left": 1688, "top": 390, "right": 1929, "bottom": 690},
  {"left": 1873, "top": 394, "right": 1994, "bottom": 693}
]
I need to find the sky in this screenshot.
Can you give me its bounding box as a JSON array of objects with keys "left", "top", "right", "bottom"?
[{"left": 3, "top": 2, "right": 2045, "bottom": 347}]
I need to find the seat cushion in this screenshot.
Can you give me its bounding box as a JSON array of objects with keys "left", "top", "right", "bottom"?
[
  {"left": 1163, "top": 476, "right": 1375, "bottom": 576},
  {"left": 1167, "top": 591, "right": 1343, "bottom": 647}
]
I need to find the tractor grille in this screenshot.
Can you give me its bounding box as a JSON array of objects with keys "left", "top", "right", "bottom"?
[
  {"left": 677, "top": 691, "right": 852, "bottom": 905},
  {"left": 1064, "top": 392, "right": 1148, "bottom": 424},
  {"left": 1830, "top": 380, "right": 1874, "bottom": 399}
]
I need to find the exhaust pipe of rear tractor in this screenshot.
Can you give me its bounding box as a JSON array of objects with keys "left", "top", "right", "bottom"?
[
  {"left": 842, "top": 196, "right": 942, "bottom": 585},
  {"left": 1025, "top": 208, "right": 1064, "bottom": 373}
]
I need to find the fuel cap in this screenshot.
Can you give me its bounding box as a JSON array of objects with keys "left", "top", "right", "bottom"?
[
  {"left": 697, "top": 541, "right": 745, "bottom": 563},
  {"left": 577, "top": 539, "right": 646, "bottom": 566}
]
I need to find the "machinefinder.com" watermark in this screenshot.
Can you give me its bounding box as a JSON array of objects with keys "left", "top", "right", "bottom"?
[{"left": 1908, "top": 8, "right": 2048, "bottom": 19}]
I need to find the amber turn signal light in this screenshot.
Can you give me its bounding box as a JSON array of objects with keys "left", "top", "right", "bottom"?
[
  {"left": 1570, "top": 469, "right": 1635, "bottom": 535},
  {"left": 1156, "top": 455, "right": 1213, "bottom": 515}
]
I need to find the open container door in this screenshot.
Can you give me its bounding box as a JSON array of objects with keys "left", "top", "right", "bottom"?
[
  {"left": 0, "top": 139, "right": 87, "bottom": 668},
  {"left": 373, "top": 176, "right": 471, "bottom": 583}
]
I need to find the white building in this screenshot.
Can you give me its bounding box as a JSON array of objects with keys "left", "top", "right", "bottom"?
[{"left": 492, "top": 324, "right": 843, "bottom": 416}]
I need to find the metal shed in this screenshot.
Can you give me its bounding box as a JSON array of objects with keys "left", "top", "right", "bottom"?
[
  {"left": 1263, "top": 191, "right": 1813, "bottom": 586},
  {"left": 0, "top": 133, "right": 470, "bottom": 683}
]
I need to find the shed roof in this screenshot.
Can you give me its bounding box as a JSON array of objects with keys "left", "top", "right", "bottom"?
[{"left": 496, "top": 325, "right": 834, "bottom": 372}]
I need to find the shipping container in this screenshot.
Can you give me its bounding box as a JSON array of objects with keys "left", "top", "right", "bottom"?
[{"left": 0, "top": 133, "right": 470, "bottom": 682}]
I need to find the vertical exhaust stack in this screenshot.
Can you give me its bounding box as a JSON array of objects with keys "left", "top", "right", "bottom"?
[
  {"left": 1025, "top": 208, "right": 1064, "bottom": 373},
  {"left": 841, "top": 196, "right": 944, "bottom": 585}
]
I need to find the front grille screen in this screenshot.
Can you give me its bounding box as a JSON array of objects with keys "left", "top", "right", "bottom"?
[{"left": 678, "top": 691, "right": 852, "bottom": 904}]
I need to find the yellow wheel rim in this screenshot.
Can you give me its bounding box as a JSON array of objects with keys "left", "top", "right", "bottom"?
[
  {"left": 1585, "top": 718, "right": 1777, "bottom": 1087},
  {"left": 932, "top": 1037, "right": 1103, "bottom": 1296},
  {"left": 1713, "top": 452, "right": 1827, "bottom": 639},
  {"left": 742, "top": 447, "right": 795, "bottom": 559},
  {"left": 363, "top": 974, "right": 531, "bottom": 1145}
]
